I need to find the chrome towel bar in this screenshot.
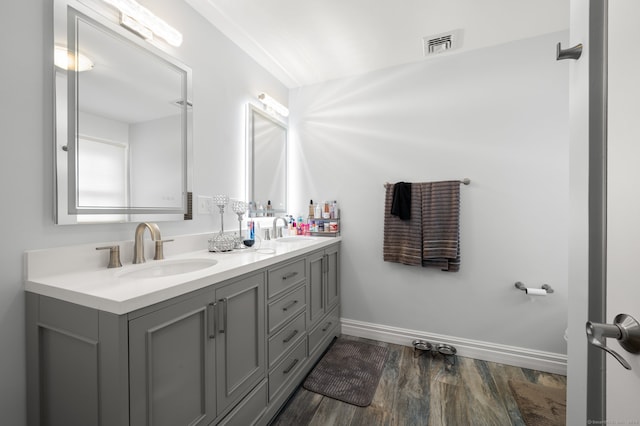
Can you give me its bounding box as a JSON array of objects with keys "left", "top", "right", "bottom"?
[{"left": 384, "top": 178, "right": 470, "bottom": 188}]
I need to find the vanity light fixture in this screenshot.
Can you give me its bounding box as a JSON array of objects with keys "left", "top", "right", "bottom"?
[
  {"left": 54, "top": 45, "right": 94, "bottom": 71},
  {"left": 101, "top": 0, "right": 183, "bottom": 47},
  {"left": 258, "top": 93, "right": 289, "bottom": 117},
  {"left": 120, "top": 13, "right": 153, "bottom": 41}
]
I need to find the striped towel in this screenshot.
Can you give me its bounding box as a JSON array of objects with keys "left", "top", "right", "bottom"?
[
  {"left": 383, "top": 183, "right": 423, "bottom": 266},
  {"left": 383, "top": 181, "right": 461, "bottom": 271},
  {"left": 421, "top": 181, "right": 460, "bottom": 272}
]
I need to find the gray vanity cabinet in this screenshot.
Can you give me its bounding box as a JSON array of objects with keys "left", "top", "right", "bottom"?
[
  {"left": 306, "top": 244, "right": 340, "bottom": 364},
  {"left": 26, "top": 241, "right": 339, "bottom": 426},
  {"left": 213, "top": 272, "right": 266, "bottom": 415},
  {"left": 129, "top": 272, "right": 265, "bottom": 426},
  {"left": 324, "top": 244, "right": 340, "bottom": 310},
  {"left": 129, "top": 290, "right": 216, "bottom": 426},
  {"left": 308, "top": 244, "right": 340, "bottom": 327}
]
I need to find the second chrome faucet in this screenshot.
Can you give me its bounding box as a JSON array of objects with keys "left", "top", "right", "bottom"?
[{"left": 272, "top": 216, "right": 288, "bottom": 239}]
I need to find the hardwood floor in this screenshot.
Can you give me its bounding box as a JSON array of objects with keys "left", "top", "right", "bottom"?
[{"left": 270, "top": 335, "right": 566, "bottom": 426}]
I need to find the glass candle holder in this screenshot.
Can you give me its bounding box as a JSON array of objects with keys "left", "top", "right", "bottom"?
[
  {"left": 232, "top": 200, "right": 247, "bottom": 245},
  {"left": 213, "top": 194, "right": 229, "bottom": 232}
]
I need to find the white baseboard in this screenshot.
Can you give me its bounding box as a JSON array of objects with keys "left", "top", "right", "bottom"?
[{"left": 340, "top": 318, "right": 567, "bottom": 376}]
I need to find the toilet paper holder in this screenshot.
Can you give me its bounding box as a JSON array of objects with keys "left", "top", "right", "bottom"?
[{"left": 514, "top": 281, "right": 554, "bottom": 294}]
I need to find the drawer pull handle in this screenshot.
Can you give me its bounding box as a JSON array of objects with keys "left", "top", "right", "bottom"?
[
  {"left": 283, "top": 329, "right": 299, "bottom": 343},
  {"left": 282, "top": 272, "right": 298, "bottom": 280},
  {"left": 282, "top": 300, "right": 298, "bottom": 312},
  {"left": 219, "top": 298, "right": 227, "bottom": 334},
  {"left": 283, "top": 358, "right": 299, "bottom": 374},
  {"left": 322, "top": 322, "right": 333, "bottom": 332},
  {"left": 207, "top": 302, "right": 216, "bottom": 339}
]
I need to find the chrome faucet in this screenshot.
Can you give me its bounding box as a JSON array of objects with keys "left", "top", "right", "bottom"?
[
  {"left": 133, "top": 222, "right": 161, "bottom": 264},
  {"left": 272, "top": 216, "right": 288, "bottom": 239}
]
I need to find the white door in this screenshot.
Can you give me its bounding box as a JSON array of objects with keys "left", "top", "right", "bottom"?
[
  {"left": 568, "top": 0, "right": 640, "bottom": 423},
  {"left": 605, "top": 0, "right": 640, "bottom": 419}
]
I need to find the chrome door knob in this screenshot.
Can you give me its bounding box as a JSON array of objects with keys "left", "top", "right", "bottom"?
[{"left": 586, "top": 314, "right": 640, "bottom": 370}]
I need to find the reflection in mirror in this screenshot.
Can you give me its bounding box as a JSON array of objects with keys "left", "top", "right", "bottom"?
[
  {"left": 53, "top": 0, "right": 192, "bottom": 224},
  {"left": 247, "top": 104, "right": 287, "bottom": 215}
]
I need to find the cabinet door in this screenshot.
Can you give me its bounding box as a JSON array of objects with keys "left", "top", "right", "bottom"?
[
  {"left": 307, "top": 250, "right": 325, "bottom": 326},
  {"left": 215, "top": 272, "right": 265, "bottom": 416},
  {"left": 325, "top": 245, "right": 340, "bottom": 310},
  {"left": 129, "top": 291, "right": 216, "bottom": 426}
]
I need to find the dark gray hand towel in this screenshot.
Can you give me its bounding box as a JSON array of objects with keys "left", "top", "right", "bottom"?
[
  {"left": 383, "top": 183, "right": 422, "bottom": 266},
  {"left": 390, "top": 182, "right": 412, "bottom": 220}
]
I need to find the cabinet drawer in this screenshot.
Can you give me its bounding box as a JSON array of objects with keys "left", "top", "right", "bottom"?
[
  {"left": 308, "top": 305, "right": 340, "bottom": 356},
  {"left": 268, "top": 311, "right": 306, "bottom": 368},
  {"left": 268, "top": 339, "right": 307, "bottom": 401},
  {"left": 268, "top": 285, "right": 306, "bottom": 334},
  {"left": 268, "top": 259, "right": 305, "bottom": 298},
  {"left": 217, "top": 379, "right": 267, "bottom": 426}
]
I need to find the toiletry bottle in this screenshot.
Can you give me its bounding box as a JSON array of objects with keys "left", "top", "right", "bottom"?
[
  {"left": 333, "top": 200, "right": 339, "bottom": 218},
  {"left": 322, "top": 201, "right": 330, "bottom": 219},
  {"left": 247, "top": 220, "right": 255, "bottom": 240},
  {"left": 266, "top": 200, "right": 273, "bottom": 217},
  {"left": 315, "top": 202, "right": 321, "bottom": 219},
  {"left": 296, "top": 216, "right": 303, "bottom": 235},
  {"left": 309, "top": 199, "right": 314, "bottom": 218}
]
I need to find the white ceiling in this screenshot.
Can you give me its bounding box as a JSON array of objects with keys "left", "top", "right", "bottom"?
[{"left": 185, "top": 0, "right": 569, "bottom": 88}]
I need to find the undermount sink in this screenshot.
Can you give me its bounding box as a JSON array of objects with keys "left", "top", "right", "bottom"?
[
  {"left": 274, "top": 237, "right": 314, "bottom": 243},
  {"left": 118, "top": 259, "right": 218, "bottom": 279}
]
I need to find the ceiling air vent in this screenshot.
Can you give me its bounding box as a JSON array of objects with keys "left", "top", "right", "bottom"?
[{"left": 423, "top": 29, "right": 463, "bottom": 56}]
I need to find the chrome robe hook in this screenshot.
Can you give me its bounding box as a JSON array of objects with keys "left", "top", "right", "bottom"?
[{"left": 556, "top": 42, "right": 583, "bottom": 61}]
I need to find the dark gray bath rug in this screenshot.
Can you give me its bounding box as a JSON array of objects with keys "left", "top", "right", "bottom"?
[{"left": 303, "top": 338, "right": 388, "bottom": 407}]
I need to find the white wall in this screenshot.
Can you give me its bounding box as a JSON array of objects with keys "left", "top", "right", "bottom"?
[
  {"left": 0, "top": 0, "right": 287, "bottom": 424},
  {"left": 289, "top": 32, "right": 570, "bottom": 356}
]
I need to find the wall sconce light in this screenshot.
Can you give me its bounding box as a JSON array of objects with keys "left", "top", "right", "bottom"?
[
  {"left": 54, "top": 45, "right": 94, "bottom": 71},
  {"left": 101, "top": 0, "right": 183, "bottom": 47},
  {"left": 258, "top": 93, "right": 289, "bottom": 117}
]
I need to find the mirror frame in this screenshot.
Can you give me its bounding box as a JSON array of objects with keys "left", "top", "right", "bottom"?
[
  {"left": 246, "top": 103, "right": 288, "bottom": 214},
  {"left": 53, "top": 0, "right": 192, "bottom": 222}
]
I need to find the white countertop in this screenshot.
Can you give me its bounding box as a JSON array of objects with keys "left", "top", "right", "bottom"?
[{"left": 25, "top": 234, "right": 341, "bottom": 315}]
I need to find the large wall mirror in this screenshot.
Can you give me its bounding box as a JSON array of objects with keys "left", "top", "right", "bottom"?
[
  {"left": 247, "top": 104, "right": 287, "bottom": 215},
  {"left": 53, "top": 0, "right": 192, "bottom": 224}
]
